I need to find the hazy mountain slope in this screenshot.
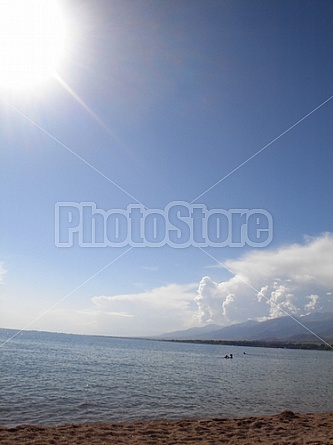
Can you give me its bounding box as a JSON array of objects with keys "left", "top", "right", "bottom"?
[
  {"left": 160, "top": 312, "right": 333, "bottom": 342},
  {"left": 159, "top": 324, "right": 222, "bottom": 340}
]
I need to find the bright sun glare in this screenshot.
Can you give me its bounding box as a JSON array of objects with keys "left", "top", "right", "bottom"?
[{"left": 0, "top": 0, "right": 67, "bottom": 90}]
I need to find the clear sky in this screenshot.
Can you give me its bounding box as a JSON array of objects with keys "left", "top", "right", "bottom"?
[{"left": 1, "top": 0, "right": 332, "bottom": 337}]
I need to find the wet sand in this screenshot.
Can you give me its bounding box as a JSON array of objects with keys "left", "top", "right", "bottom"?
[{"left": 0, "top": 410, "right": 332, "bottom": 444}]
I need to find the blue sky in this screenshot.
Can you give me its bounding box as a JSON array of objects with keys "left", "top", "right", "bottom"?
[{"left": 1, "top": 0, "right": 333, "bottom": 337}]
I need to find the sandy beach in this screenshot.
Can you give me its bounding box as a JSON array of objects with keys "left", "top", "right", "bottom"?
[{"left": 0, "top": 410, "right": 332, "bottom": 444}]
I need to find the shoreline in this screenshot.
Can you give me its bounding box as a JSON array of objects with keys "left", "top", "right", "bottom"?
[
  {"left": 0, "top": 410, "right": 332, "bottom": 444},
  {"left": 2, "top": 327, "right": 332, "bottom": 352},
  {"left": 156, "top": 338, "right": 333, "bottom": 351}
]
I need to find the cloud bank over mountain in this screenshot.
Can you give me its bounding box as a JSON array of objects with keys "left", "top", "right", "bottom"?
[
  {"left": 194, "top": 233, "right": 333, "bottom": 326},
  {"left": 85, "top": 233, "right": 333, "bottom": 336},
  {"left": 2, "top": 234, "right": 331, "bottom": 337}
]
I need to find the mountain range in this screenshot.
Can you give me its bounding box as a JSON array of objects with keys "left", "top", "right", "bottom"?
[{"left": 160, "top": 312, "right": 333, "bottom": 344}]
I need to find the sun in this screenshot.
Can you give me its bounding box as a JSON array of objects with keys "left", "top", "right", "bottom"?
[{"left": 0, "top": 0, "right": 68, "bottom": 90}]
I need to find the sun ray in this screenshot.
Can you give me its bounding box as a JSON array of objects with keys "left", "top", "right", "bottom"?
[{"left": 54, "top": 73, "right": 129, "bottom": 151}]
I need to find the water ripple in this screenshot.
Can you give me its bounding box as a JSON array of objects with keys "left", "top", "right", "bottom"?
[{"left": 0, "top": 331, "right": 332, "bottom": 426}]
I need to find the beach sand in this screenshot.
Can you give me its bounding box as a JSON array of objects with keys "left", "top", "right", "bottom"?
[{"left": 0, "top": 410, "right": 332, "bottom": 444}]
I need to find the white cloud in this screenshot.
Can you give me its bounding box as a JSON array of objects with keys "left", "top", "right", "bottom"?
[
  {"left": 2, "top": 234, "right": 332, "bottom": 337},
  {"left": 88, "top": 283, "right": 197, "bottom": 336},
  {"left": 0, "top": 263, "right": 6, "bottom": 284},
  {"left": 33, "top": 234, "right": 333, "bottom": 336},
  {"left": 195, "top": 233, "right": 333, "bottom": 325},
  {"left": 141, "top": 266, "right": 159, "bottom": 272},
  {"left": 304, "top": 294, "right": 320, "bottom": 312},
  {"left": 194, "top": 276, "right": 243, "bottom": 325}
]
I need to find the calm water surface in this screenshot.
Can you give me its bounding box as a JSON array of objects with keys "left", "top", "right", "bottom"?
[{"left": 0, "top": 329, "right": 332, "bottom": 426}]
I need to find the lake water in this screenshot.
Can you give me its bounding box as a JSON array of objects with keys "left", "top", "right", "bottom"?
[{"left": 0, "top": 329, "right": 332, "bottom": 426}]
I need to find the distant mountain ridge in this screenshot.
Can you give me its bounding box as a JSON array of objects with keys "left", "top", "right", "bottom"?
[{"left": 160, "top": 312, "right": 333, "bottom": 343}]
